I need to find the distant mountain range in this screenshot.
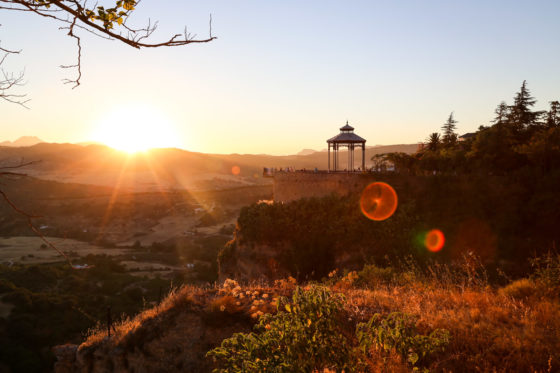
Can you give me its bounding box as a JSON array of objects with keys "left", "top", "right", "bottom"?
[
  {"left": 296, "top": 149, "right": 317, "bottom": 156},
  {"left": 0, "top": 136, "right": 44, "bottom": 147},
  {"left": 0, "top": 142, "right": 418, "bottom": 191}
]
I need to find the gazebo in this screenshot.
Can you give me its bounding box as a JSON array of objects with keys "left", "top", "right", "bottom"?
[{"left": 327, "top": 121, "right": 366, "bottom": 172}]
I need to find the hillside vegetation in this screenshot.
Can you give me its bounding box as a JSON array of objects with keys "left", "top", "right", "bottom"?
[{"left": 70, "top": 253, "right": 560, "bottom": 372}]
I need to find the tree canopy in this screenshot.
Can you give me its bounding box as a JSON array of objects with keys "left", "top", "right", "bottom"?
[{"left": 375, "top": 81, "right": 560, "bottom": 176}]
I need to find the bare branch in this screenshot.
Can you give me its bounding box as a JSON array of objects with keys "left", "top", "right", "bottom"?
[
  {"left": 0, "top": 31, "right": 29, "bottom": 107},
  {"left": 0, "top": 159, "right": 74, "bottom": 267},
  {"left": 0, "top": 0, "right": 217, "bottom": 98}
]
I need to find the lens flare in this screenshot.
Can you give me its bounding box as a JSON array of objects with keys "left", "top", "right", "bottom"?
[
  {"left": 425, "top": 229, "right": 445, "bottom": 252},
  {"left": 232, "top": 166, "right": 241, "bottom": 175},
  {"left": 360, "top": 182, "right": 398, "bottom": 221}
]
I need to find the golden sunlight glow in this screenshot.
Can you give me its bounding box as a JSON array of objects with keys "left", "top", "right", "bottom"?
[{"left": 92, "top": 106, "right": 182, "bottom": 153}]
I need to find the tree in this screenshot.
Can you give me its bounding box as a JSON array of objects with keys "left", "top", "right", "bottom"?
[
  {"left": 441, "top": 112, "right": 458, "bottom": 146},
  {"left": 492, "top": 101, "right": 510, "bottom": 130},
  {"left": 508, "top": 80, "right": 542, "bottom": 131},
  {"left": 0, "top": 0, "right": 216, "bottom": 90},
  {"left": 426, "top": 132, "right": 441, "bottom": 152},
  {"left": 545, "top": 101, "right": 560, "bottom": 128}
]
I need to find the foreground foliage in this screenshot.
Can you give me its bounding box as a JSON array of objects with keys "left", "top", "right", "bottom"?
[
  {"left": 207, "top": 286, "right": 357, "bottom": 372},
  {"left": 208, "top": 285, "right": 450, "bottom": 372}
]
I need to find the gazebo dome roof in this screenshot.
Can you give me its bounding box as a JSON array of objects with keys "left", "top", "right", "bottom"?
[
  {"left": 327, "top": 132, "right": 366, "bottom": 143},
  {"left": 327, "top": 121, "right": 366, "bottom": 143},
  {"left": 340, "top": 122, "right": 354, "bottom": 131}
]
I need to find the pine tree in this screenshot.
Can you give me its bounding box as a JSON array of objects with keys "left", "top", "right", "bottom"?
[
  {"left": 545, "top": 101, "right": 560, "bottom": 127},
  {"left": 441, "top": 112, "right": 458, "bottom": 146},
  {"left": 492, "top": 101, "right": 510, "bottom": 129},
  {"left": 508, "top": 80, "right": 541, "bottom": 130}
]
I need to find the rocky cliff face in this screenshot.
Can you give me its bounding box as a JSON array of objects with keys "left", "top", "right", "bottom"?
[
  {"left": 53, "top": 285, "right": 257, "bottom": 373},
  {"left": 218, "top": 231, "right": 365, "bottom": 283},
  {"left": 218, "top": 238, "right": 293, "bottom": 283}
]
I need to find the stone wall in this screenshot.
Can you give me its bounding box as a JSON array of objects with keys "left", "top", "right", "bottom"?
[{"left": 273, "top": 172, "right": 379, "bottom": 202}]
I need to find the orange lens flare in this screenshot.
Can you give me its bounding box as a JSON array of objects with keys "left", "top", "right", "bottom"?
[
  {"left": 231, "top": 166, "right": 241, "bottom": 175},
  {"left": 425, "top": 229, "right": 445, "bottom": 252},
  {"left": 360, "top": 182, "right": 398, "bottom": 221}
]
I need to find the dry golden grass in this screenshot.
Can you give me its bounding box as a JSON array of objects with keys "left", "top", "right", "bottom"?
[
  {"left": 340, "top": 276, "right": 559, "bottom": 372},
  {"left": 81, "top": 270, "right": 559, "bottom": 372}
]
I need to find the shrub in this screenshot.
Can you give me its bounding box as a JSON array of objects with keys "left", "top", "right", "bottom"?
[
  {"left": 499, "top": 278, "right": 537, "bottom": 300},
  {"left": 207, "top": 285, "right": 358, "bottom": 372},
  {"left": 355, "top": 264, "right": 396, "bottom": 287},
  {"left": 356, "top": 312, "right": 449, "bottom": 370},
  {"left": 531, "top": 252, "right": 560, "bottom": 294}
]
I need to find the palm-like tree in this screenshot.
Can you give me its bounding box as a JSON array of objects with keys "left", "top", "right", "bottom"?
[{"left": 426, "top": 132, "right": 441, "bottom": 151}]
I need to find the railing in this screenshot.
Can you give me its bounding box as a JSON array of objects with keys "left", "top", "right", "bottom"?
[{"left": 263, "top": 168, "right": 381, "bottom": 177}]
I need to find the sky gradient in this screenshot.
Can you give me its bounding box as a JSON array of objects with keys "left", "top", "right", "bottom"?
[{"left": 1, "top": 1, "right": 560, "bottom": 154}]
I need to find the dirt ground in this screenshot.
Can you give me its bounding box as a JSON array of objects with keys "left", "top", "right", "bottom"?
[
  {"left": 116, "top": 214, "right": 199, "bottom": 247},
  {"left": 0, "top": 236, "right": 128, "bottom": 266}
]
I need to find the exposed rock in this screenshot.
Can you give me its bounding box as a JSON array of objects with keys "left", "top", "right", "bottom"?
[
  {"left": 53, "top": 291, "right": 254, "bottom": 373},
  {"left": 52, "top": 344, "right": 78, "bottom": 373}
]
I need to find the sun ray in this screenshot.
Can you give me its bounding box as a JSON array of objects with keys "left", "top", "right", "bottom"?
[{"left": 96, "top": 155, "right": 131, "bottom": 242}]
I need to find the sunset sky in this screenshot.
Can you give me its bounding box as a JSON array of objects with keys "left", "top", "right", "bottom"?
[{"left": 1, "top": 0, "right": 560, "bottom": 155}]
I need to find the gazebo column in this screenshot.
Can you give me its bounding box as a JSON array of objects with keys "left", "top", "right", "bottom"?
[
  {"left": 349, "top": 144, "right": 352, "bottom": 172},
  {"left": 362, "top": 142, "right": 365, "bottom": 171},
  {"left": 352, "top": 144, "right": 355, "bottom": 171},
  {"left": 334, "top": 144, "right": 337, "bottom": 171},
  {"left": 328, "top": 143, "right": 331, "bottom": 172}
]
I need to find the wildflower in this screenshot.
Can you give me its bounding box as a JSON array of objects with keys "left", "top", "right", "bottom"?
[
  {"left": 251, "top": 312, "right": 258, "bottom": 319},
  {"left": 235, "top": 301, "right": 241, "bottom": 306},
  {"left": 262, "top": 293, "right": 269, "bottom": 299},
  {"left": 265, "top": 324, "right": 271, "bottom": 330}
]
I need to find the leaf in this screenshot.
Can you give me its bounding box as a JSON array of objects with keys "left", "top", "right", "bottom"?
[
  {"left": 285, "top": 304, "right": 291, "bottom": 313},
  {"left": 408, "top": 351, "right": 419, "bottom": 365},
  {"left": 117, "top": 17, "right": 123, "bottom": 25}
]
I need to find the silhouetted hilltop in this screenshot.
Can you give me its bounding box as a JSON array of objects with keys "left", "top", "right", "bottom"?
[{"left": 0, "top": 136, "right": 44, "bottom": 147}]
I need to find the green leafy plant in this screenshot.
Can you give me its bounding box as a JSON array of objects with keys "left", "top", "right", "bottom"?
[
  {"left": 207, "top": 285, "right": 358, "bottom": 372},
  {"left": 356, "top": 312, "right": 449, "bottom": 371}
]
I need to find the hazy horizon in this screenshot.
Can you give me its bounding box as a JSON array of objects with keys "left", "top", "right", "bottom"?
[{"left": 0, "top": 134, "right": 420, "bottom": 156}]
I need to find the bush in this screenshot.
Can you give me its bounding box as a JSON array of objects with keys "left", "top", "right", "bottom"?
[
  {"left": 499, "top": 278, "right": 537, "bottom": 300},
  {"left": 356, "top": 312, "right": 449, "bottom": 370},
  {"left": 355, "top": 264, "right": 396, "bottom": 287},
  {"left": 207, "top": 285, "right": 358, "bottom": 372},
  {"left": 531, "top": 252, "right": 560, "bottom": 293}
]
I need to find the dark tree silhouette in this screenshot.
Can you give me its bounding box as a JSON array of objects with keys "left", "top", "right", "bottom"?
[
  {"left": 508, "top": 80, "right": 542, "bottom": 131},
  {"left": 441, "top": 112, "right": 458, "bottom": 146},
  {"left": 492, "top": 101, "right": 509, "bottom": 129},
  {"left": 545, "top": 101, "right": 560, "bottom": 128},
  {"left": 426, "top": 132, "right": 441, "bottom": 151}
]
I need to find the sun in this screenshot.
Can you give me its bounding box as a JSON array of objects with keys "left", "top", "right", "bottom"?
[{"left": 92, "top": 105, "right": 182, "bottom": 153}]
